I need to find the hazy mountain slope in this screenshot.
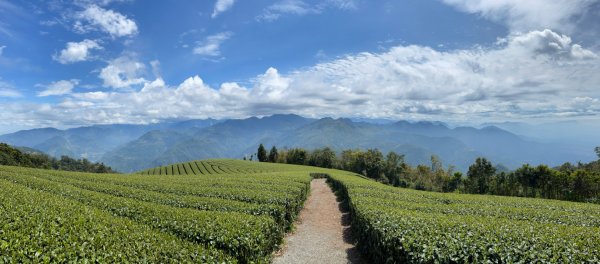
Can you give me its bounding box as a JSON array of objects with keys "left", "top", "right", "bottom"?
[
  {"left": 151, "top": 137, "right": 228, "bottom": 167},
  {"left": 275, "top": 118, "right": 371, "bottom": 150},
  {"left": 104, "top": 114, "right": 312, "bottom": 172},
  {"left": 0, "top": 120, "right": 219, "bottom": 162},
  {"left": 156, "top": 115, "right": 313, "bottom": 161},
  {"left": 14, "top": 146, "right": 46, "bottom": 155},
  {"left": 0, "top": 128, "right": 63, "bottom": 147},
  {"left": 33, "top": 136, "right": 76, "bottom": 158},
  {"left": 275, "top": 118, "right": 588, "bottom": 171},
  {"left": 101, "top": 130, "right": 193, "bottom": 172},
  {"left": 276, "top": 118, "right": 481, "bottom": 170},
  {"left": 0, "top": 125, "right": 151, "bottom": 161},
  {"left": 485, "top": 121, "right": 600, "bottom": 162}
]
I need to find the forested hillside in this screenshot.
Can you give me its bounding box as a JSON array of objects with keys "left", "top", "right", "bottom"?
[{"left": 0, "top": 143, "right": 114, "bottom": 173}]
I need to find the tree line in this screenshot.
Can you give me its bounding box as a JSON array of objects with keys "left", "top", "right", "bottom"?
[
  {"left": 0, "top": 143, "right": 115, "bottom": 173},
  {"left": 255, "top": 144, "right": 600, "bottom": 203}
]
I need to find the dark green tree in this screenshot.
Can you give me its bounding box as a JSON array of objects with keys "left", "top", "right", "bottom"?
[
  {"left": 257, "top": 144, "right": 267, "bottom": 162},
  {"left": 447, "top": 172, "right": 463, "bottom": 192},
  {"left": 308, "top": 147, "right": 337, "bottom": 168},
  {"left": 572, "top": 170, "right": 593, "bottom": 201},
  {"left": 268, "top": 146, "right": 279, "bottom": 163},
  {"left": 595, "top": 146, "right": 600, "bottom": 159},
  {"left": 363, "top": 149, "right": 384, "bottom": 180},
  {"left": 383, "top": 151, "right": 405, "bottom": 186},
  {"left": 340, "top": 149, "right": 360, "bottom": 172},
  {"left": 557, "top": 162, "right": 576, "bottom": 174},
  {"left": 466, "top": 157, "right": 496, "bottom": 194},
  {"left": 320, "top": 147, "right": 337, "bottom": 168},
  {"left": 513, "top": 164, "right": 535, "bottom": 197},
  {"left": 286, "top": 148, "right": 308, "bottom": 165}
]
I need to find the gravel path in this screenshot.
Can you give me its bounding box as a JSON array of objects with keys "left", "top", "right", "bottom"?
[{"left": 273, "top": 178, "right": 365, "bottom": 264}]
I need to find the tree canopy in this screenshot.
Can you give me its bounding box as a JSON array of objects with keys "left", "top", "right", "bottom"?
[{"left": 0, "top": 143, "right": 115, "bottom": 173}]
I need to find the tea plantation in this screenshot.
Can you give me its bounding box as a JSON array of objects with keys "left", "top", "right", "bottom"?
[{"left": 1, "top": 159, "right": 599, "bottom": 263}]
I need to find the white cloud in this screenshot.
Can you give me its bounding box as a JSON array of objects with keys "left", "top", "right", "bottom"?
[
  {"left": 0, "top": 80, "right": 21, "bottom": 98},
  {"left": 258, "top": 0, "right": 319, "bottom": 21},
  {"left": 193, "top": 32, "right": 232, "bottom": 57},
  {"left": 327, "top": 0, "right": 358, "bottom": 10},
  {"left": 53, "top": 39, "right": 102, "bottom": 64},
  {"left": 0, "top": 45, "right": 5, "bottom": 56},
  {"left": 75, "top": 0, "right": 132, "bottom": 6},
  {"left": 220, "top": 82, "right": 249, "bottom": 101},
  {"left": 37, "top": 79, "right": 79, "bottom": 97},
  {"left": 257, "top": 0, "right": 356, "bottom": 21},
  {"left": 262, "top": 29, "right": 598, "bottom": 120},
  {"left": 251, "top": 67, "right": 290, "bottom": 100},
  {"left": 441, "top": 0, "right": 597, "bottom": 33},
  {"left": 2, "top": 29, "right": 599, "bottom": 127},
  {"left": 212, "top": 0, "right": 235, "bottom": 18},
  {"left": 150, "top": 60, "right": 161, "bottom": 77},
  {"left": 99, "top": 55, "right": 146, "bottom": 89},
  {"left": 504, "top": 29, "right": 598, "bottom": 60},
  {"left": 76, "top": 5, "right": 138, "bottom": 37}
]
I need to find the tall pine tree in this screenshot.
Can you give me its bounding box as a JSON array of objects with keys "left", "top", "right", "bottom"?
[
  {"left": 257, "top": 144, "right": 267, "bottom": 162},
  {"left": 268, "top": 146, "right": 279, "bottom": 163}
]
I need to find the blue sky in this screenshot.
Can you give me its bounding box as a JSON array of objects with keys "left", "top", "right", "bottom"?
[{"left": 0, "top": 0, "right": 599, "bottom": 133}]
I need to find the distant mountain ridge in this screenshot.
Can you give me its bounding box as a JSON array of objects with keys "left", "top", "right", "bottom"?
[
  {"left": 0, "top": 119, "right": 220, "bottom": 161},
  {"left": 1, "top": 115, "right": 593, "bottom": 173}
]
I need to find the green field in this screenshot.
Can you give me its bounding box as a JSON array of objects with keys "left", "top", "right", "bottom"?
[{"left": 1, "top": 159, "right": 600, "bottom": 263}]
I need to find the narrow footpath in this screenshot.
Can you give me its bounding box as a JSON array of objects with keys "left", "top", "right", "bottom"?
[{"left": 273, "top": 178, "right": 364, "bottom": 264}]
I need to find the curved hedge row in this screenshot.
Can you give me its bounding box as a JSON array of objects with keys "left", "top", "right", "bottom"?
[
  {"left": 326, "top": 171, "right": 600, "bottom": 263},
  {"left": 0, "top": 160, "right": 312, "bottom": 263},
  {"left": 0, "top": 179, "right": 233, "bottom": 263}
]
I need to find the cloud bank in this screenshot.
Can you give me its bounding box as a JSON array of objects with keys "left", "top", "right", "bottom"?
[{"left": 2, "top": 29, "right": 598, "bottom": 129}]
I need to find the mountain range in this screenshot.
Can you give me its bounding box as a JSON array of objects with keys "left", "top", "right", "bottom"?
[{"left": 0, "top": 114, "right": 596, "bottom": 173}]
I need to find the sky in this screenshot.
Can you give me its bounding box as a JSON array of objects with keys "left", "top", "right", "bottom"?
[{"left": 0, "top": 0, "right": 599, "bottom": 133}]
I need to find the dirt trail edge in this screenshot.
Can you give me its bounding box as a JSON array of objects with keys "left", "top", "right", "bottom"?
[{"left": 273, "top": 178, "right": 365, "bottom": 264}]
